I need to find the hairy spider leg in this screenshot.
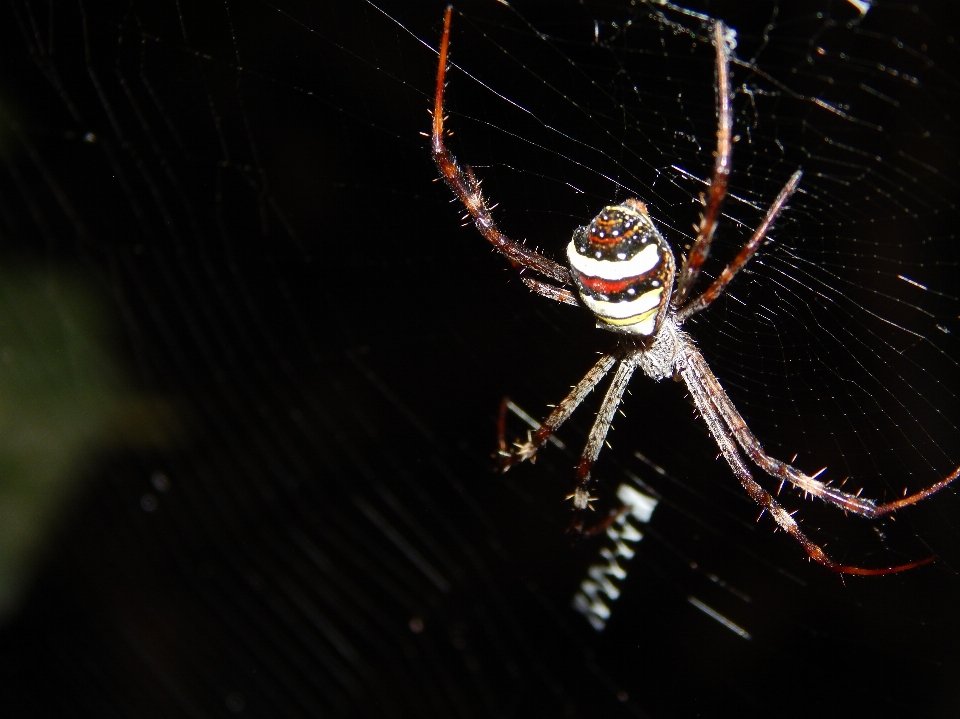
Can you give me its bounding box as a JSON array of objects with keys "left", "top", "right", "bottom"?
[
  {"left": 684, "top": 340, "right": 960, "bottom": 517},
  {"left": 569, "top": 357, "right": 639, "bottom": 516},
  {"left": 678, "top": 169, "right": 802, "bottom": 321},
  {"left": 431, "top": 7, "right": 953, "bottom": 574},
  {"left": 673, "top": 21, "right": 733, "bottom": 307},
  {"left": 499, "top": 353, "right": 618, "bottom": 471},
  {"left": 679, "top": 340, "right": 934, "bottom": 575},
  {"left": 520, "top": 277, "right": 581, "bottom": 307},
  {"left": 432, "top": 6, "right": 572, "bottom": 286}
]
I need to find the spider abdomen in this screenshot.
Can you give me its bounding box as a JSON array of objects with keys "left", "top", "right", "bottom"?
[{"left": 566, "top": 198, "right": 676, "bottom": 336}]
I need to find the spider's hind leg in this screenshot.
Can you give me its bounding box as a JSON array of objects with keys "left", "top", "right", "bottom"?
[
  {"left": 520, "top": 277, "right": 581, "bottom": 307},
  {"left": 431, "top": 5, "right": 572, "bottom": 287}
]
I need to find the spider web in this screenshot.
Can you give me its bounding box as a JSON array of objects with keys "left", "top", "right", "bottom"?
[{"left": 0, "top": 1, "right": 958, "bottom": 717}]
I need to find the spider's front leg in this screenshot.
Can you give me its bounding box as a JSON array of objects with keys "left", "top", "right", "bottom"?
[
  {"left": 679, "top": 340, "right": 935, "bottom": 575},
  {"left": 567, "top": 356, "right": 639, "bottom": 534},
  {"left": 498, "top": 352, "right": 640, "bottom": 534},
  {"left": 497, "top": 354, "right": 617, "bottom": 471},
  {"left": 683, "top": 338, "right": 960, "bottom": 519}
]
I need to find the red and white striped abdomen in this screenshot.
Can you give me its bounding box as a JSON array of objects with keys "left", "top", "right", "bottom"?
[{"left": 567, "top": 198, "right": 675, "bottom": 336}]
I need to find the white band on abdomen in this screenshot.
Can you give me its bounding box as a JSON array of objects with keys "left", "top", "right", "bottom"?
[
  {"left": 566, "top": 242, "right": 659, "bottom": 280},
  {"left": 581, "top": 287, "right": 663, "bottom": 318}
]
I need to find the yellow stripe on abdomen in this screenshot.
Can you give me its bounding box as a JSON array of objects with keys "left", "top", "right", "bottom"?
[{"left": 598, "top": 306, "right": 659, "bottom": 335}]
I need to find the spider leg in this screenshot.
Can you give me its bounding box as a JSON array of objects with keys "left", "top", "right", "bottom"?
[
  {"left": 521, "top": 277, "right": 581, "bottom": 307},
  {"left": 432, "top": 6, "right": 572, "bottom": 287},
  {"left": 677, "top": 169, "right": 802, "bottom": 321},
  {"left": 679, "top": 347, "right": 934, "bottom": 575},
  {"left": 499, "top": 353, "right": 617, "bottom": 470},
  {"left": 682, "top": 337, "right": 960, "bottom": 517},
  {"left": 568, "top": 356, "right": 639, "bottom": 516},
  {"left": 673, "top": 21, "right": 733, "bottom": 307},
  {"left": 580, "top": 504, "right": 631, "bottom": 537}
]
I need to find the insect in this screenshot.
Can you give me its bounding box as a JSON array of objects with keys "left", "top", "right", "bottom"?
[{"left": 430, "top": 7, "right": 959, "bottom": 574}]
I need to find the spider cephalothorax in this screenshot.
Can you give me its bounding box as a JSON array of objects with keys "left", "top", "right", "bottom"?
[{"left": 430, "top": 6, "right": 958, "bottom": 575}]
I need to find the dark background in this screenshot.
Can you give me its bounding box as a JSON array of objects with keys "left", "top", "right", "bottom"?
[{"left": 1, "top": 1, "right": 959, "bottom": 717}]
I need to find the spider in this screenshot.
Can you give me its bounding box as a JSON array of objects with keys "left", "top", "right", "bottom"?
[{"left": 430, "top": 6, "right": 959, "bottom": 575}]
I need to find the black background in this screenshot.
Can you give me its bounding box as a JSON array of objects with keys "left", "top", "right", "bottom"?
[{"left": 1, "top": 1, "right": 959, "bottom": 717}]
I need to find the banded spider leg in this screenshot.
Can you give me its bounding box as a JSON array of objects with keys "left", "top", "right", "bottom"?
[{"left": 431, "top": 6, "right": 959, "bottom": 573}]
